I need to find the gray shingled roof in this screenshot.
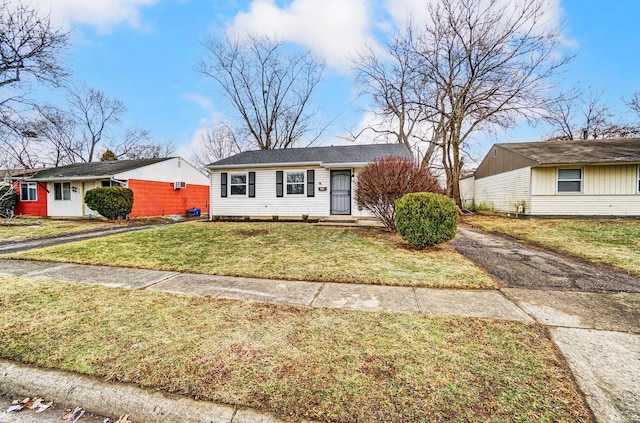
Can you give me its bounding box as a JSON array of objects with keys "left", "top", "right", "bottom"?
[
  {"left": 26, "top": 158, "right": 171, "bottom": 180},
  {"left": 207, "top": 143, "right": 413, "bottom": 168},
  {"left": 500, "top": 138, "right": 640, "bottom": 165}
]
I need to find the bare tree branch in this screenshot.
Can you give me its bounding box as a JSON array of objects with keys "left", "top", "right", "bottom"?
[{"left": 198, "top": 34, "right": 325, "bottom": 149}]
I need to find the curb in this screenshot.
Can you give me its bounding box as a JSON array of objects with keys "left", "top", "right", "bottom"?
[{"left": 0, "top": 360, "right": 298, "bottom": 423}]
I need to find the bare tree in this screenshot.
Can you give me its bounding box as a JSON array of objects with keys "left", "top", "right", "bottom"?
[
  {"left": 408, "top": 0, "right": 570, "bottom": 207},
  {"left": 625, "top": 92, "right": 640, "bottom": 125},
  {"left": 352, "top": 28, "right": 438, "bottom": 164},
  {"left": 0, "top": 0, "right": 69, "bottom": 131},
  {"left": 198, "top": 34, "right": 325, "bottom": 150},
  {"left": 65, "top": 85, "right": 127, "bottom": 162},
  {"left": 30, "top": 85, "right": 173, "bottom": 164},
  {"left": 189, "top": 123, "right": 242, "bottom": 169},
  {"left": 545, "top": 88, "right": 639, "bottom": 140}
]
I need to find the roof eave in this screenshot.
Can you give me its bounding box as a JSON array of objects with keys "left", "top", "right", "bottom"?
[
  {"left": 24, "top": 175, "right": 116, "bottom": 182},
  {"left": 207, "top": 161, "right": 323, "bottom": 170}
]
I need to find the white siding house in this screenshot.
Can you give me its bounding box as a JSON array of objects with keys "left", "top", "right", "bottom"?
[
  {"left": 464, "top": 138, "right": 640, "bottom": 216},
  {"left": 206, "top": 144, "right": 413, "bottom": 219}
]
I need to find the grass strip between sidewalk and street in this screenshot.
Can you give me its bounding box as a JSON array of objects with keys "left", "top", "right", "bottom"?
[
  {"left": 0, "top": 276, "right": 591, "bottom": 422},
  {"left": 463, "top": 215, "right": 640, "bottom": 276},
  {"left": 9, "top": 221, "right": 495, "bottom": 289}
]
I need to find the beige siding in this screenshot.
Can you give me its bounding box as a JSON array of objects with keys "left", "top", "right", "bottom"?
[
  {"left": 530, "top": 196, "right": 640, "bottom": 216},
  {"left": 584, "top": 165, "right": 637, "bottom": 195},
  {"left": 530, "top": 165, "right": 640, "bottom": 215},
  {"left": 474, "top": 167, "right": 531, "bottom": 213},
  {"left": 531, "top": 167, "right": 556, "bottom": 195},
  {"left": 211, "top": 166, "right": 374, "bottom": 218}
]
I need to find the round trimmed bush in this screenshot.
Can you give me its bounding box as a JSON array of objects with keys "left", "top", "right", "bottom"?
[
  {"left": 84, "top": 187, "right": 134, "bottom": 220},
  {"left": 395, "top": 192, "right": 457, "bottom": 248}
]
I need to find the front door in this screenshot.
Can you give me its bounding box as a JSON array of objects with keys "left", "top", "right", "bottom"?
[{"left": 330, "top": 170, "right": 351, "bottom": 215}]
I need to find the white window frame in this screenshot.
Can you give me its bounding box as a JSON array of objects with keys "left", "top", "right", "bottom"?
[
  {"left": 637, "top": 165, "right": 640, "bottom": 194},
  {"left": 54, "top": 182, "right": 72, "bottom": 201},
  {"left": 20, "top": 182, "right": 38, "bottom": 202},
  {"left": 229, "top": 173, "right": 247, "bottom": 196},
  {"left": 286, "top": 171, "right": 305, "bottom": 195},
  {"left": 556, "top": 168, "right": 583, "bottom": 194}
]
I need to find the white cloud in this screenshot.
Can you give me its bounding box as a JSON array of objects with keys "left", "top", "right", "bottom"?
[
  {"left": 25, "top": 0, "right": 157, "bottom": 31},
  {"left": 181, "top": 93, "right": 214, "bottom": 111},
  {"left": 228, "top": 0, "right": 376, "bottom": 71}
]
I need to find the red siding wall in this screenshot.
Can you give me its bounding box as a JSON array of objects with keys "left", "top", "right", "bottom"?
[
  {"left": 14, "top": 183, "right": 48, "bottom": 216},
  {"left": 128, "top": 179, "right": 209, "bottom": 218}
]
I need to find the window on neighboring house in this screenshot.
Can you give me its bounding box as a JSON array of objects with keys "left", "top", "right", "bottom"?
[
  {"left": 229, "top": 173, "right": 247, "bottom": 195},
  {"left": 54, "top": 182, "right": 71, "bottom": 200},
  {"left": 20, "top": 182, "right": 37, "bottom": 201},
  {"left": 637, "top": 165, "right": 640, "bottom": 193},
  {"left": 557, "top": 168, "right": 583, "bottom": 193},
  {"left": 286, "top": 171, "right": 304, "bottom": 195},
  {"left": 101, "top": 180, "right": 119, "bottom": 187}
]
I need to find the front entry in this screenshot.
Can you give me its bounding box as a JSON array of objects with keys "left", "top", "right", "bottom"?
[{"left": 330, "top": 170, "right": 351, "bottom": 215}]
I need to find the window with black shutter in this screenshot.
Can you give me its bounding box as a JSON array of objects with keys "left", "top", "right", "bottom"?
[
  {"left": 221, "top": 172, "right": 227, "bottom": 198},
  {"left": 276, "top": 171, "right": 283, "bottom": 197},
  {"left": 249, "top": 171, "right": 255, "bottom": 198},
  {"left": 307, "top": 169, "right": 315, "bottom": 197}
]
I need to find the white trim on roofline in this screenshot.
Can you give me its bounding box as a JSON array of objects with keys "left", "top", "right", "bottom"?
[
  {"left": 207, "top": 161, "right": 371, "bottom": 170},
  {"left": 207, "top": 161, "right": 322, "bottom": 170}
]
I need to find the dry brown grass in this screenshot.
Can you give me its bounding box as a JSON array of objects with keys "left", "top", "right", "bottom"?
[
  {"left": 0, "top": 276, "right": 591, "bottom": 422},
  {"left": 11, "top": 222, "right": 495, "bottom": 289},
  {"left": 0, "top": 218, "right": 111, "bottom": 242}
]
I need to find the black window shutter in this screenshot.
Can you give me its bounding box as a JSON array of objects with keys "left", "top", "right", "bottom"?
[
  {"left": 221, "top": 172, "right": 227, "bottom": 198},
  {"left": 307, "top": 169, "right": 315, "bottom": 197},
  {"left": 276, "top": 171, "right": 283, "bottom": 197},
  {"left": 248, "top": 171, "right": 255, "bottom": 198}
]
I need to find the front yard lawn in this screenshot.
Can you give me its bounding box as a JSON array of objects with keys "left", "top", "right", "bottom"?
[
  {"left": 10, "top": 222, "right": 495, "bottom": 289},
  {"left": 0, "top": 218, "right": 111, "bottom": 242},
  {"left": 464, "top": 215, "right": 640, "bottom": 275},
  {"left": 0, "top": 276, "right": 591, "bottom": 422}
]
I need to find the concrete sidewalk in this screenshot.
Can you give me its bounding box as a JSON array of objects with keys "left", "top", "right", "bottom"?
[
  {"left": 0, "top": 258, "right": 530, "bottom": 321},
  {"left": 1, "top": 257, "right": 639, "bottom": 422}
]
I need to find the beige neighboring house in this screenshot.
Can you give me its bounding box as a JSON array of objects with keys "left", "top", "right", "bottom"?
[{"left": 460, "top": 138, "right": 640, "bottom": 216}]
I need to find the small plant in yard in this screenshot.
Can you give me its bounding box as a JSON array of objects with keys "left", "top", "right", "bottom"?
[
  {"left": 356, "top": 156, "right": 440, "bottom": 230},
  {"left": 84, "top": 187, "right": 133, "bottom": 220},
  {"left": 395, "top": 192, "right": 457, "bottom": 248},
  {"left": 301, "top": 214, "right": 309, "bottom": 221},
  {"left": 272, "top": 215, "right": 279, "bottom": 221}
]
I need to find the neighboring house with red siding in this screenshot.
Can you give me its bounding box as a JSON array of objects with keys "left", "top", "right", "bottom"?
[{"left": 14, "top": 157, "right": 209, "bottom": 218}]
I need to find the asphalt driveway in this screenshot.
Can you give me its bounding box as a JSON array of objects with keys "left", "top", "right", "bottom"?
[{"left": 450, "top": 226, "right": 640, "bottom": 293}]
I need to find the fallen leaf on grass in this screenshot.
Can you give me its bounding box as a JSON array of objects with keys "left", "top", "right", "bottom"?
[
  {"left": 5, "top": 404, "right": 23, "bottom": 413},
  {"left": 35, "top": 401, "right": 53, "bottom": 413},
  {"left": 26, "top": 398, "right": 43, "bottom": 409}
]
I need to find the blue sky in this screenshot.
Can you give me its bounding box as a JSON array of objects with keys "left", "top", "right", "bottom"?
[{"left": 26, "top": 0, "right": 640, "bottom": 161}]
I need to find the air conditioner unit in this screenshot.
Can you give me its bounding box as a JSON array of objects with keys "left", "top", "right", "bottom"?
[{"left": 174, "top": 181, "right": 186, "bottom": 189}]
